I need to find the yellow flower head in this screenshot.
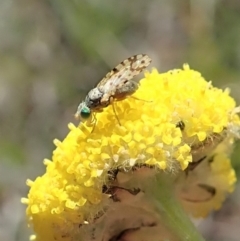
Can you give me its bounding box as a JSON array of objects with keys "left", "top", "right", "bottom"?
[{"left": 22, "top": 65, "right": 239, "bottom": 241}]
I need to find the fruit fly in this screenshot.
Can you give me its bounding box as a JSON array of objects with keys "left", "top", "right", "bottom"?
[{"left": 75, "top": 54, "right": 152, "bottom": 125}]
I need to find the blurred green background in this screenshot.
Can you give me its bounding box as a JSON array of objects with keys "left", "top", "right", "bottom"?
[{"left": 0, "top": 0, "right": 240, "bottom": 240}]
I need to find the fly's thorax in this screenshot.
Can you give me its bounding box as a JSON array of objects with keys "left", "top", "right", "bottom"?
[
  {"left": 75, "top": 101, "right": 91, "bottom": 120},
  {"left": 85, "top": 88, "right": 104, "bottom": 109},
  {"left": 98, "top": 93, "right": 112, "bottom": 107}
]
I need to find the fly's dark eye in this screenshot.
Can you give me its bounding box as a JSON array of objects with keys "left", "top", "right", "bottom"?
[{"left": 80, "top": 106, "right": 91, "bottom": 119}]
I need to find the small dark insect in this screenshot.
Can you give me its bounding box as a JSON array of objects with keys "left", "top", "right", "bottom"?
[{"left": 176, "top": 120, "right": 185, "bottom": 131}]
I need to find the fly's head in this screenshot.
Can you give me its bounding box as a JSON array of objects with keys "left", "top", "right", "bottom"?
[{"left": 75, "top": 101, "right": 91, "bottom": 120}]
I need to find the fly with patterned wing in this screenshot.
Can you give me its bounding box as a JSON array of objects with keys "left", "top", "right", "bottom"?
[{"left": 75, "top": 54, "right": 152, "bottom": 123}]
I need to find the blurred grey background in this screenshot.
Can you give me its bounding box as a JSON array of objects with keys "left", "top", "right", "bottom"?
[{"left": 0, "top": 0, "right": 240, "bottom": 240}]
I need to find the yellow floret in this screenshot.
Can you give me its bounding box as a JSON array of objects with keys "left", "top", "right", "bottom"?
[{"left": 23, "top": 65, "right": 240, "bottom": 241}]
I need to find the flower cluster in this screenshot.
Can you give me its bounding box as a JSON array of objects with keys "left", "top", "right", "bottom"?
[{"left": 22, "top": 65, "right": 240, "bottom": 241}]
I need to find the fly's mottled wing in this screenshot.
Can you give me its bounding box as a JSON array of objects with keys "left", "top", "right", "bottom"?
[{"left": 97, "top": 54, "right": 152, "bottom": 94}]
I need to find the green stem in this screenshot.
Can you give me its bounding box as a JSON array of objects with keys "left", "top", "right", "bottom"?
[{"left": 144, "top": 173, "right": 206, "bottom": 241}]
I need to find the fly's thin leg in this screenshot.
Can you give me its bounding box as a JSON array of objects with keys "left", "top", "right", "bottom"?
[
  {"left": 91, "top": 113, "right": 97, "bottom": 133},
  {"left": 110, "top": 97, "right": 121, "bottom": 126},
  {"left": 128, "top": 95, "right": 153, "bottom": 103}
]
